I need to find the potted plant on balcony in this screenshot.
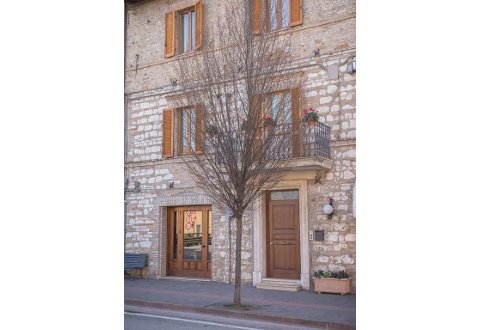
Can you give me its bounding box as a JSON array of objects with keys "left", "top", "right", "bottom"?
[
  {"left": 240, "top": 117, "right": 248, "bottom": 131},
  {"left": 312, "top": 270, "right": 351, "bottom": 295},
  {"left": 206, "top": 125, "right": 219, "bottom": 138},
  {"left": 303, "top": 107, "right": 319, "bottom": 126},
  {"left": 263, "top": 115, "right": 276, "bottom": 132}
]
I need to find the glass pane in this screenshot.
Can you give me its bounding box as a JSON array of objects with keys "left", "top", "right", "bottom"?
[
  {"left": 182, "top": 13, "right": 189, "bottom": 52},
  {"left": 183, "top": 210, "right": 203, "bottom": 261},
  {"left": 191, "top": 11, "right": 196, "bottom": 49},
  {"left": 272, "top": 94, "right": 280, "bottom": 121},
  {"left": 181, "top": 110, "right": 188, "bottom": 153},
  {"left": 269, "top": 0, "right": 278, "bottom": 30},
  {"left": 208, "top": 210, "right": 212, "bottom": 261},
  {"left": 281, "top": 0, "right": 289, "bottom": 28},
  {"left": 270, "top": 190, "right": 299, "bottom": 200},
  {"left": 190, "top": 108, "right": 196, "bottom": 151},
  {"left": 283, "top": 91, "right": 291, "bottom": 128}
]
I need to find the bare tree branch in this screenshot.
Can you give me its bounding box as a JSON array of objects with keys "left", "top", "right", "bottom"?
[{"left": 175, "top": 0, "right": 301, "bottom": 307}]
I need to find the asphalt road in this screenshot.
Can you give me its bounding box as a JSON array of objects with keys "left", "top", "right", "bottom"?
[{"left": 125, "top": 305, "right": 324, "bottom": 330}]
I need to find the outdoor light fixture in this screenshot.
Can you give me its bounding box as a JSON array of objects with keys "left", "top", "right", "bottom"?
[
  {"left": 347, "top": 60, "right": 356, "bottom": 74},
  {"left": 125, "top": 179, "right": 141, "bottom": 192},
  {"left": 323, "top": 198, "right": 335, "bottom": 219}
]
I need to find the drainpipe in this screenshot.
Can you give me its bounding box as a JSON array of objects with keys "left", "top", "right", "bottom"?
[
  {"left": 228, "top": 215, "right": 232, "bottom": 284},
  {"left": 124, "top": 0, "right": 128, "bottom": 250}
]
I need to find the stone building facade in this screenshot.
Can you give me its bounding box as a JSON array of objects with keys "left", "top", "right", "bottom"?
[{"left": 124, "top": 0, "right": 356, "bottom": 292}]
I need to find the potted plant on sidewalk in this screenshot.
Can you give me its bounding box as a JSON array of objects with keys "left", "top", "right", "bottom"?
[{"left": 312, "top": 270, "right": 351, "bottom": 295}]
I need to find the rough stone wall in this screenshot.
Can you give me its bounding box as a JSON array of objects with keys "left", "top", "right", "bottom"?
[
  {"left": 125, "top": 0, "right": 356, "bottom": 290},
  {"left": 126, "top": 0, "right": 356, "bottom": 93},
  {"left": 210, "top": 211, "right": 254, "bottom": 284}
]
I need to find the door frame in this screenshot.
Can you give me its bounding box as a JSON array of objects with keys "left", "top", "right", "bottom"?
[
  {"left": 167, "top": 205, "right": 212, "bottom": 278},
  {"left": 253, "top": 180, "right": 310, "bottom": 289}
]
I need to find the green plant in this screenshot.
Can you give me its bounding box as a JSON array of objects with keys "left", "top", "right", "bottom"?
[
  {"left": 313, "top": 270, "right": 349, "bottom": 279},
  {"left": 240, "top": 117, "right": 248, "bottom": 131},
  {"left": 302, "top": 107, "right": 319, "bottom": 122},
  {"left": 206, "top": 125, "right": 219, "bottom": 136}
]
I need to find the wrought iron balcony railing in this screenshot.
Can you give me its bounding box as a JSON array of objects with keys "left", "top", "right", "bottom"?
[{"left": 205, "top": 122, "right": 330, "bottom": 161}]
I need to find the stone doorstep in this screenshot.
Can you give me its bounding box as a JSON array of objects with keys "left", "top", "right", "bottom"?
[
  {"left": 255, "top": 278, "right": 302, "bottom": 292},
  {"left": 124, "top": 299, "right": 355, "bottom": 330}
]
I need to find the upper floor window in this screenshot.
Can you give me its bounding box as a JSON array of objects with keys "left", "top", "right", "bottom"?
[
  {"left": 265, "top": 90, "right": 292, "bottom": 133},
  {"left": 165, "top": 0, "right": 203, "bottom": 58},
  {"left": 268, "top": 0, "right": 289, "bottom": 31},
  {"left": 162, "top": 105, "right": 203, "bottom": 158},
  {"left": 252, "top": 0, "right": 303, "bottom": 34},
  {"left": 180, "top": 8, "right": 196, "bottom": 54},
  {"left": 178, "top": 107, "right": 197, "bottom": 155}
]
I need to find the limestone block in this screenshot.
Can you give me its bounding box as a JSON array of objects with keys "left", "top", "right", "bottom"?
[
  {"left": 345, "top": 234, "right": 356, "bottom": 242},
  {"left": 317, "top": 256, "right": 329, "bottom": 263},
  {"left": 343, "top": 170, "right": 355, "bottom": 180},
  {"left": 320, "top": 96, "right": 332, "bottom": 104},
  {"left": 327, "top": 85, "right": 338, "bottom": 94}
]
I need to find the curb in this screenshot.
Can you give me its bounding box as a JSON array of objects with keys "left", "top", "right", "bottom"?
[{"left": 125, "top": 299, "right": 355, "bottom": 330}]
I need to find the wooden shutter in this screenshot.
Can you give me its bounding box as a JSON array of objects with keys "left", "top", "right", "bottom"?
[
  {"left": 165, "top": 11, "right": 175, "bottom": 58},
  {"left": 195, "top": 105, "right": 203, "bottom": 154},
  {"left": 291, "top": 88, "right": 302, "bottom": 157},
  {"left": 253, "top": 95, "right": 264, "bottom": 156},
  {"left": 195, "top": 0, "right": 203, "bottom": 49},
  {"left": 162, "top": 109, "right": 174, "bottom": 158},
  {"left": 252, "top": 0, "right": 262, "bottom": 35},
  {"left": 289, "top": 0, "right": 303, "bottom": 27}
]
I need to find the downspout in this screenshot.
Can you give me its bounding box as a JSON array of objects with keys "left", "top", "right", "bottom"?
[
  {"left": 228, "top": 216, "right": 232, "bottom": 284},
  {"left": 124, "top": 0, "right": 128, "bottom": 250}
]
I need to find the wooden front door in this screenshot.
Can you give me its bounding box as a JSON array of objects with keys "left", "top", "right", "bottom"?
[
  {"left": 167, "top": 206, "right": 212, "bottom": 278},
  {"left": 267, "top": 190, "right": 300, "bottom": 279}
]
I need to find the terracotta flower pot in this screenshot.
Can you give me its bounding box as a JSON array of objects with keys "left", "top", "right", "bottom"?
[
  {"left": 313, "top": 277, "right": 351, "bottom": 295},
  {"left": 307, "top": 121, "right": 318, "bottom": 126}
]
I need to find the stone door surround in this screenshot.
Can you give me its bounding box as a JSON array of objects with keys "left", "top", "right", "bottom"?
[{"left": 253, "top": 179, "right": 310, "bottom": 289}]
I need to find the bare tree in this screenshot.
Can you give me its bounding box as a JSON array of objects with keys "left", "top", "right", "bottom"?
[{"left": 176, "top": 0, "right": 300, "bottom": 308}]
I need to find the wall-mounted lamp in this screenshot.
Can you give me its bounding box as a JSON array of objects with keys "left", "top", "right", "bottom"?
[
  {"left": 125, "top": 179, "right": 141, "bottom": 192},
  {"left": 323, "top": 198, "right": 335, "bottom": 219},
  {"left": 347, "top": 60, "right": 356, "bottom": 74}
]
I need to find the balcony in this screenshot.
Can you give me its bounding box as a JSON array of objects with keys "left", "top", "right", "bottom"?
[{"left": 205, "top": 122, "right": 332, "bottom": 176}]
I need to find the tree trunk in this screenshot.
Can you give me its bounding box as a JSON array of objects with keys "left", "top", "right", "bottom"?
[{"left": 233, "top": 214, "right": 243, "bottom": 307}]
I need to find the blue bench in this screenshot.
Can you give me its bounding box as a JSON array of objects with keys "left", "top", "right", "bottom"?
[{"left": 124, "top": 253, "right": 148, "bottom": 278}]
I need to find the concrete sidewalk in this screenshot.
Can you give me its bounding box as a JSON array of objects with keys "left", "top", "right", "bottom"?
[{"left": 124, "top": 278, "right": 356, "bottom": 329}]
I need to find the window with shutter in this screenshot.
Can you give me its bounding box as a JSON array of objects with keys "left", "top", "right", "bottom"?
[
  {"left": 263, "top": 88, "right": 301, "bottom": 157},
  {"left": 257, "top": 0, "right": 302, "bottom": 33},
  {"left": 177, "top": 106, "right": 201, "bottom": 155},
  {"left": 179, "top": 7, "right": 196, "bottom": 54},
  {"left": 166, "top": 1, "right": 203, "bottom": 57},
  {"left": 267, "top": 0, "right": 289, "bottom": 31}
]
